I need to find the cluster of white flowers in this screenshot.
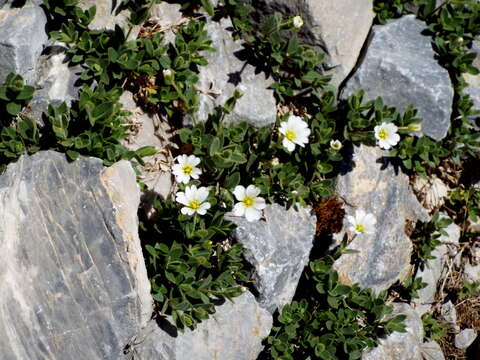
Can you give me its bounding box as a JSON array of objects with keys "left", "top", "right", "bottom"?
[{"left": 172, "top": 154, "right": 266, "bottom": 222}]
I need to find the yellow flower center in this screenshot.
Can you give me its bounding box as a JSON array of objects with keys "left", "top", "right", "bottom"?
[
  {"left": 285, "top": 130, "right": 296, "bottom": 141},
  {"left": 183, "top": 164, "right": 193, "bottom": 175},
  {"left": 243, "top": 196, "right": 254, "bottom": 208},
  {"left": 188, "top": 200, "right": 201, "bottom": 210},
  {"left": 355, "top": 224, "right": 365, "bottom": 233},
  {"left": 378, "top": 129, "right": 388, "bottom": 140}
]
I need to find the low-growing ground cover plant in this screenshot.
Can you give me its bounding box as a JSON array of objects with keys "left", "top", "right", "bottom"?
[{"left": 0, "top": 0, "right": 479, "bottom": 357}]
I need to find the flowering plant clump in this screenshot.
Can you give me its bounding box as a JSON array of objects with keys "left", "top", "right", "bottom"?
[
  {"left": 347, "top": 209, "right": 376, "bottom": 235},
  {"left": 175, "top": 185, "right": 211, "bottom": 216},
  {"left": 374, "top": 122, "right": 400, "bottom": 150},
  {"left": 232, "top": 185, "right": 266, "bottom": 222},
  {"left": 292, "top": 15, "right": 304, "bottom": 29},
  {"left": 172, "top": 154, "right": 202, "bottom": 184},
  {"left": 279, "top": 115, "right": 311, "bottom": 152}
]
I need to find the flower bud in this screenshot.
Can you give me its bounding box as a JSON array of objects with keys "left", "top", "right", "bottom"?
[
  {"left": 407, "top": 123, "right": 422, "bottom": 132},
  {"left": 292, "top": 15, "right": 303, "bottom": 29},
  {"left": 330, "top": 139, "right": 342, "bottom": 150}
]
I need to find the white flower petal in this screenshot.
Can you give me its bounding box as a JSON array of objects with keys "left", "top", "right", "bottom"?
[
  {"left": 282, "top": 138, "right": 296, "bottom": 152},
  {"left": 245, "top": 207, "right": 262, "bottom": 222},
  {"left": 246, "top": 185, "right": 261, "bottom": 198},
  {"left": 233, "top": 185, "right": 246, "bottom": 201},
  {"left": 176, "top": 192, "right": 187, "bottom": 205},
  {"left": 254, "top": 197, "right": 266, "bottom": 210},
  {"left": 232, "top": 202, "right": 246, "bottom": 217},
  {"left": 181, "top": 206, "right": 195, "bottom": 216}
]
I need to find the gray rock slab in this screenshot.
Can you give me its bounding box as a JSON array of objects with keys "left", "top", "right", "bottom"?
[
  {"left": 455, "top": 328, "right": 477, "bottom": 350},
  {"left": 414, "top": 218, "right": 460, "bottom": 304},
  {"left": 149, "top": 2, "right": 183, "bottom": 44},
  {"left": 119, "top": 91, "right": 174, "bottom": 200},
  {"left": 0, "top": 5, "right": 48, "bottom": 83},
  {"left": 333, "top": 145, "right": 429, "bottom": 294},
  {"left": 28, "top": 52, "right": 81, "bottom": 124},
  {"left": 341, "top": 15, "right": 454, "bottom": 141},
  {"left": 228, "top": 204, "right": 316, "bottom": 313},
  {"left": 192, "top": 18, "right": 277, "bottom": 127},
  {"left": 77, "top": 0, "right": 140, "bottom": 40},
  {"left": 362, "top": 303, "right": 424, "bottom": 360},
  {"left": 440, "top": 300, "right": 459, "bottom": 331},
  {"left": 464, "top": 40, "right": 480, "bottom": 114},
  {"left": 250, "top": 0, "right": 374, "bottom": 86},
  {"left": 0, "top": 151, "right": 152, "bottom": 360},
  {"left": 421, "top": 341, "right": 445, "bottom": 360},
  {"left": 134, "top": 291, "right": 272, "bottom": 360}
]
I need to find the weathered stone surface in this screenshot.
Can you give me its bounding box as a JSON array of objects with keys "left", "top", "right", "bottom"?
[
  {"left": 28, "top": 52, "right": 81, "bottom": 123},
  {"left": 440, "top": 300, "right": 459, "bottom": 331},
  {"left": 414, "top": 218, "right": 460, "bottom": 305},
  {"left": 134, "top": 291, "right": 272, "bottom": 360},
  {"left": 77, "top": 0, "right": 140, "bottom": 40},
  {"left": 421, "top": 341, "right": 445, "bottom": 360},
  {"left": 455, "top": 328, "right": 477, "bottom": 350},
  {"left": 228, "top": 204, "right": 316, "bottom": 313},
  {"left": 333, "top": 145, "right": 429, "bottom": 294},
  {"left": 464, "top": 40, "right": 480, "bottom": 113},
  {"left": 192, "top": 18, "right": 277, "bottom": 127},
  {"left": 464, "top": 247, "right": 480, "bottom": 283},
  {"left": 149, "top": 2, "right": 183, "bottom": 44},
  {"left": 251, "top": 0, "right": 374, "bottom": 86},
  {"left": 0, "top": 5, "right": 48, "bottom": 83},
  {"left": 362, "top": 303, "right": 424, "bottom": 360},
  {"left": 341, "top": 15, "right": 454, "bottom": 141},
  {"left": 0, "top": 151, "right": 152, "bottom": 360},
  {"left": 119, "top": 91, "right": 174, "bottom": 200}
]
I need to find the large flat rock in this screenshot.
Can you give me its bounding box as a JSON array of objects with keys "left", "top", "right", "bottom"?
[
  {"left": 192, "top": 18, "right": 277, "bottom": 127},
  {"left": 0, "top": 4, "right": 48, "bottom": 83},
  {"left": 341, "top": 15, "right": 454, "bottom": 141},
  {"left": 134, "top": 291, "right": 272, "bottom": 360},
  {"left": 228, "top": 204, "right": 316, "bottom": 313},
  {"left": 0, "top": 152, "right": 151, "bottom": 360},
  {"left": 333, "top": 145, "right": 429, "bottom": 294},
  {"left": 251, "top": 0, "right": 374, "bottom": 86}
]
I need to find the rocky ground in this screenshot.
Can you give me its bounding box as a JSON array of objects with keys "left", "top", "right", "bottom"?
[{"left": 0, "top": 0, "right": 479, "bottom": 359}]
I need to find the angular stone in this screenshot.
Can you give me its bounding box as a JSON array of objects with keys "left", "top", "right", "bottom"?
[
  {"left": 77, "top": 0, "right": 140, "bottom": 40},
  {"left": 192, "top": 18, "right": 277, "bottom": 127},
  {"left": 440, "top": 300, "right": 459, "bottom": 331},
  {"left": 0, "top": 5, "right": 48, "bottom": 83},
  {"left": 28, "top": 52, "right": 81, "bottom": 124},
  {"left": 149, "top": 2, "right": 183, "bottom": 44},
  {"left": 455, "top": 328, "right": 477, "bottom": 350},
  {"left": 134, "top": 291, "right": 272, "bottom": 360},
  {"left": 362, "top": 303, "right": 424, "bottom": 360},
  {"left": 0, "top": 152, "right": 152, "bottom": 360},
  {"left": 463, "top": 40, "right": 480, "bottom": 113},
  {"left": 421, "top": 341, "right": 445, "bottom": 360},
  {"left": 119, "top": 91, "right": 174, "bottom": 200},
  {"left": 341, "top": 15, "right": 454, "bottom": 141},
  {"left": 228, "top": 204, "right": 316, "bottom": 313},
  {"left": 333, "top": 145, "right": 429, "bottom": 294},
  {"left": 414, "top": 219, "right": 460, "bottom": 305},
  {"left": 251, "top": 0, "right": 374, "bottom": 86}
]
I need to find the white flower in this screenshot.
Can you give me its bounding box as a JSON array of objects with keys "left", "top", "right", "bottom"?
[
  {"left": 176, "top": 185, "right": 211, "bottom": 216},
  {"left": 232, "top": 185, "right": 266, "bottom": 222},
  {"left": 292, "top": 15, "right": 304, "bottom": 29},
  {"left": 330, "top": 139, "right": 342, "bottom": 150},
  {"left": 172, "top": 154, "right": 202, "bottom": 184},
  {"left": 347, "top": 209, "right": 376, "bottom": 235},
  {"left": 279, "top": 115, "right": 311, "bottom": 152},
  {"left": 374, "top": 122, "right": 400, "bottom": 150}
]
